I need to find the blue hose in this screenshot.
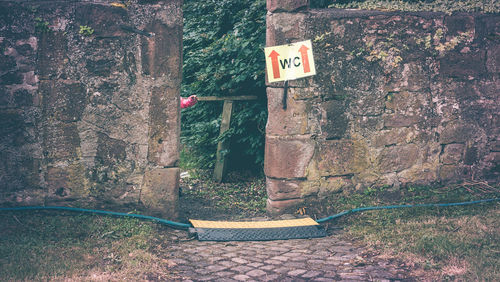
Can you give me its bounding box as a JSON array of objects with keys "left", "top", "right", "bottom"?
[
  {"left": 1, "top": 198, "right": 498, "bottom": 229},
  {"left": 0, "top": 206, "right": 191, "bottom": 229},
  {"left": 315, "top": 198, "right": 500, "bottom": 223}
]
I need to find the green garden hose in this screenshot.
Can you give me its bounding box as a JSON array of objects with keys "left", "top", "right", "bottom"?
[
  {"left": 0, "top": 206, "right": 191, "bottom": 229},
  {"left": 1, "top": 198, "right": 498, "bottom": 230},
  {"left": 316, "top": 198, "right": 500, "bottom": 223}
]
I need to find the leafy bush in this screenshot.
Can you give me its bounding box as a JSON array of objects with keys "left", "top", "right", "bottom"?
[{"left": 181, "top": 0, "right": 267, "bottom": 172}]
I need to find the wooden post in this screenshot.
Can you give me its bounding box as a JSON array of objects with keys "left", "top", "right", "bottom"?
[
  {"left": 213, "top": 100, "right": 233, "bottom": 182},
  {"left": 195, "top": 95, "right": 257, "bottom": 182}
]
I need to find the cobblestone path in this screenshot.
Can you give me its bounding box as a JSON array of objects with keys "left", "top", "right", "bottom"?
[{"left": 164, "top": 229, "right": 411, "bottom": 281}]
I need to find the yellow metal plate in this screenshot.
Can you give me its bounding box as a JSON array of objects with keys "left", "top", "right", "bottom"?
[{"left": 189, "top": 217, "right": 318, "bottom": 229}]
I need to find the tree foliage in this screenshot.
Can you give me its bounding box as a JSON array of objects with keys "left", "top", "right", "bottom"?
[{"left": 181, "top": 0, "right": 267, "bottom": 172}]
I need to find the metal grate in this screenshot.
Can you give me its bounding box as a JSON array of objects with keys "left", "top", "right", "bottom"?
[{"left": 189, "top": 218, "right": 327, "bottom": 241}]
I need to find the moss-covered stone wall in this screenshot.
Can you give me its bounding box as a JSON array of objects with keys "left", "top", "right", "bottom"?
[
  {"left": 265, "top": 0, "right": 499, "bottom": 214},
  {"left": 0, "top": 0, "right": 182, "bottom": 219}
]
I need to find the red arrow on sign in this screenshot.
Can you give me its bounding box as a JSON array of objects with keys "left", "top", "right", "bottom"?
[
  {"left": 268, "top": 50, "right": 281, "bottom": 79},
  {"left": 298, "top": 45, "right": 310, "bottom": 73}
]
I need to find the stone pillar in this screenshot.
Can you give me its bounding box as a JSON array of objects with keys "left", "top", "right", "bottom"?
[
  {"left": 139, "top": 1, "right": 183, "bottom": 219},
  {"left": 140, "top": 167, "right": 179, "bottom": 218},
  {"left": 265, "top": 0, "right": 311, "bottom": 215}
]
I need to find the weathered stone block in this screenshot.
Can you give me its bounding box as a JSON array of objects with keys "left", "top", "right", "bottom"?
[
  {"left": 439, "top": 164, "right": 463, "bottom": 183},
  {"left": 491, "top": 139, "right": 500, "bottom": 152},
  {"left": 0, "top": 86, "right": 8, "bottom": 107},
  {"left": 0, "top": 71, "right": 23, "bottom": 85},
  {"left": 266, "top": 198, "right": 304, "bottom": 216},
  {"left": 266, "top": 12, "right": 307, "bottom": 47},
  {"left": 383, "top": 91, "right": 429, "bottom": 128},
  {"left": 439, "top": 122, "right": 476, "bottom": 144},
  {"left": 445, "top": 15, "right": 474, "bottom": 35},
  {"left": 316, "top": 176, "right": 350, "bottom": 196},
  {"left": 0, "top": 54, "right": 16, "bottom": 73},
  {"left": 352, "top": 115, "right": 385, "bottom": 137},
  {"left": 397, "top": 163, "right": 439, "bottom": 186},
  {"left": 441, "top": 143, "right": 464, "bottom": 164},
  {"left": 267, "top": 0, "right": 309, "bottom": 13},
  {"left": 289, "top": 87, "right": 319, "bottom": 100},
  {"left": 0, "top": 151, "right": 41, "bottom": 193},
  {"left": 385, "top": 63, "right": 429, "bottom": 92},
  {"left": 75, "top": 4, "right": 128, "bottom": 38},
  {"left": 37, "top": 32, "right": 68, "bottom": 80},
  {"left": 383, "top": 114, "right": 420, "bottom": 128},
  {"left": 385, "top": 91, "right": 421, "bottom": 112},
  {"left": 377, "top": 144, "right": 419, "bottom": 173},
  {"left": 13, "top": 89, "right": 34, "bottom": 107},
  {"left": 477, "top": 78, "right": 500, "bottom": 100},
  {"left": 45, "top": 162, "right": 89, "bottom": 201},
  {"left": 266, "top": 87, "right": 317, "bottom": 136},
  {"left": 41, "top": 80, "right": 86, "bottom": 122},
  {"left": 483, "top": 152, "right": 500, "bottom": 181},
  {"left": 86, "top": 59, "right": 115, "bottom": 77},
  {"left": 440, "top": 50, "right": 486, "bottom": 79},
  {"left": 43, "top": 122, "right": 80, "bottom": 160},
  {"left": 464, "top": 145, "right": 478, "bottom": 165},
  {"left": 349, "top": 90, "right": 386, "bottom": 116},
  {"left": 264, "top": 136, "right": 315, "bottom": 179},
  {"left": 486, "top": 45, "right": 500, "bottom": 74},
  {"left": 140, "top": 167, "right": 179, "bottom": 219},
  {"left": 141, "top": 20, "right": 182, "bottom": 80},
  {"left": 316, "top": 140, "right": 368, "bottom": 177},
  {"left": 320, "top": 100, "right": 348, "bottom": 140},
  {"left": 147, "top": 86, "right": 180, "bottom": 167},
  {"left": 266, "top": 177, "right": 302, "bottom": 201},
  {"left": 95, "top": 132, "right": 127, "bottom": 166},
  {"left": 372, "top": 128, "right": 414, "bottom": 148},
  {"left": 15, "top": 42, "right": 35, "bottom": 57}
]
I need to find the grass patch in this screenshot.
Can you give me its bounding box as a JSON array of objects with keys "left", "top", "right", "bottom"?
[
  {"left": 1, "top": 176, "right": 497, "bottom": 280},
  {"left": 0, "top": 212, "right": 182, "bottom": 281},
  {"left": 304, "top": 182, "right": 500, "bottom": 280}
]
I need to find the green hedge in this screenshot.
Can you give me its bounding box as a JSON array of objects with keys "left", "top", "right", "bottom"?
[{"left": 181, "top": 0, "right": 267, "bottom": 172}]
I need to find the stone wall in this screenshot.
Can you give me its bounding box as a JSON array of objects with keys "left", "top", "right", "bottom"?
[
  {"left": 265, "top": 0, "right": 500, "bottom": 214},
  {"left": 0, "top": 0, "right": 182, "bottom": 219}
]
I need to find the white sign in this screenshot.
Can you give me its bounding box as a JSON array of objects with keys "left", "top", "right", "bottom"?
[{"left": 265, "top": 40, "right": 316, "bottom": 83}]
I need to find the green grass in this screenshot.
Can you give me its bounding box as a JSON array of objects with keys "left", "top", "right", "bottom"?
[
  {"left": 304, "top": 182, "right": 500, "bottom": 280},
  {"left": 346, "top": 203, "right": 499, "bottom": 280},
  {"left": 0, "top": 212, "right": 178, "bottom": 281},
  {"left": 1, "top": 177, "right": 497, "bottom": 280}
]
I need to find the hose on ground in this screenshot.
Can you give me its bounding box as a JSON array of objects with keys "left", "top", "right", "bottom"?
[
  {"left": 315, "top": 198, "right": 500, "bottom": 223},
  {"left": 0, "top": 206, "right": 191, "bottom": 229},
  {"left": 1, "top": 198, "right": 498, "bottom": 229}
]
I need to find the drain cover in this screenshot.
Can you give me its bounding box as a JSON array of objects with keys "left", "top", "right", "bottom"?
[{"left": 189, "top": 218, "right": 327, "bottom": 241}]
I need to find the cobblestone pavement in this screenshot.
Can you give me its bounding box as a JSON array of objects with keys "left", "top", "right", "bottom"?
[{"left": 163, "top": 229, "right": 411, "bottom": 281}]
